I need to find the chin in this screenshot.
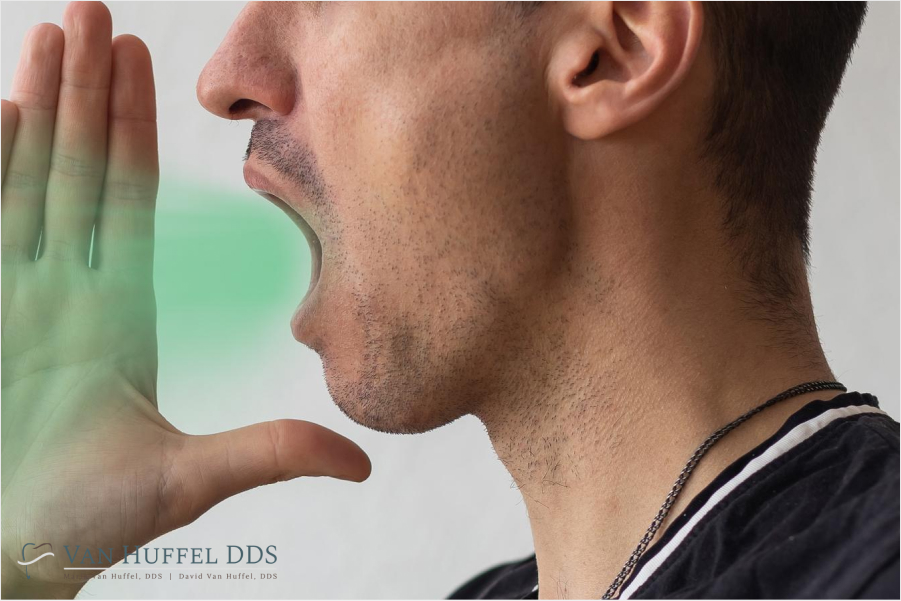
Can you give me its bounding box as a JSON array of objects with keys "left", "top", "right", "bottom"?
[{"left": 320, "top": 352, "right": 468, "bottom": 435}]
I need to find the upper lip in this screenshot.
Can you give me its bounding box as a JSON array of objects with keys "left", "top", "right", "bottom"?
[
  {"left": 243, "top": 162, "right": 317, "bottom": 230},
  {"left": 243, "top": 162, "right": 301, "bottom": 215}
]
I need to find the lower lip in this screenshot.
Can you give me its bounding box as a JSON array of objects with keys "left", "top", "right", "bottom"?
[
  {"left": 304, "top": 235, "right": 322, "bottom": 301},
  {"left": 292, "top": 236, "right": 324, "bottom": 346},
  {"left": 291, "top": 272, "right": 323, "bottom": 346}
]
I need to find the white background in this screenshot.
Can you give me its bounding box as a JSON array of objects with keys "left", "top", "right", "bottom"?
[{"left": 2, "top": 2, "right": 898, "bottom": 599}]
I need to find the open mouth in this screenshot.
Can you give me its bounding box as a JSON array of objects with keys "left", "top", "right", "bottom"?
[{"left": 258, "top": 191, "right": 322, "bottom": 298}]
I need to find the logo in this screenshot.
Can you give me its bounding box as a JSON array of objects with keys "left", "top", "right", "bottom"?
[{"left": 19, "top": 543, "right": 55, "bottom": 579}]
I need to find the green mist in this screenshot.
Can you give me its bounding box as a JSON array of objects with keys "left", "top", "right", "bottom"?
[{"left": 153, "top": 178, "right": 309, "bottom": 366}]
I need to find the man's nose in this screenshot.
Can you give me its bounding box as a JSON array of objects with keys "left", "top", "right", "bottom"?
[{"left": 196, "top": 3, "right": 296, "bottom": 121}]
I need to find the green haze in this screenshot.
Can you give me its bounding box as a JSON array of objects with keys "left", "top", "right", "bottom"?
[{"left": 153, "top": 178, "right": 308, "bottom": 366}]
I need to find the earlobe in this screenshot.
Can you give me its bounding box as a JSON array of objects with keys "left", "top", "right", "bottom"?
[{"left": 548, "top": 1, "right": 703, "bottom": 141}]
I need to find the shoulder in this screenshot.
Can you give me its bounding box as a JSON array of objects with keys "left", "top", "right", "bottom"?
[
  {"left": 755, "top": 410, "right": 899, "bottom": 597},
  {"left": 632, "top": 396, "right": 899, "bottom": 599},
  {"left": 448, "top": 555, "right": 537, "bottom": 599}
]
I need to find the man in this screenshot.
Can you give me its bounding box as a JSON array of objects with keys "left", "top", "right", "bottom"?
[{"left": 1, "top": 1, "right": 897, "bottom": 599}]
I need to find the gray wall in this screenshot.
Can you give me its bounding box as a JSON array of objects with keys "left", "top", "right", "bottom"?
[{"left": 2, "top": 2, "right": 897, "bottom": 599}]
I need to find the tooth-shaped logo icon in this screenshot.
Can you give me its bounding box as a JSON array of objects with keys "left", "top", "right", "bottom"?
[{"left": 18, "top": 543, "right": 55, "bottom": 579}]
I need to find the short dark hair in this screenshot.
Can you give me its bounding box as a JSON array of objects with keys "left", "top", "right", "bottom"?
[
  {"left": 701, "top": 2, "right": 868, "bottom": 302},
  {"left": 512, "top": 2, "right": 867, "bottom": 310}
]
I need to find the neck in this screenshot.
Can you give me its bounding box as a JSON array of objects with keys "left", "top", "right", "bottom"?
[{"left": 474, "top": 198, "right": 839, "bottom": 599}]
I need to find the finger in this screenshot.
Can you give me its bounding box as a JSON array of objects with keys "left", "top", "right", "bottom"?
[
  {"left": 1, "top": 100, "right": 19, "bottom": 185},
  {"left": 1, "top": 23, "right": 64, "bottom": 263},
  {"left": 170, "top": 420, "right": 371, "bottom": 524},
  {"left": 92, "top": 34, "right": 158, "bottom": 274},
  {"left": 41, "top": 1, "right": 112, "bottom": 264}
]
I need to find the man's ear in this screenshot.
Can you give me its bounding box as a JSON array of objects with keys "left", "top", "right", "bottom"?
[{"left": 548, "top": 2, "right": 703, "bottom": 140}]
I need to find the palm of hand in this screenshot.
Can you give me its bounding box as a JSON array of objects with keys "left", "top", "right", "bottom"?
[
  {"left": 1, "top": 3, "right": 370, "bottom": 596},
  {"left": 2, "top": 258, "right": 177, "bottom": 586}
]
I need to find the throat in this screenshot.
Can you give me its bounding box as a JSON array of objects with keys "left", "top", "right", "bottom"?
[{"left": 481, "top": 368, "right": 842, "bottom": 600}]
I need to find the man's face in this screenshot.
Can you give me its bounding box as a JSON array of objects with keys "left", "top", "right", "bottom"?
[{"left": 198, "top": 2, "right": 571, "bottom": 433}]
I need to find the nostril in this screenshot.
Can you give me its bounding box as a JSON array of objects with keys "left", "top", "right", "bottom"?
[
  {"left": 229, "top": 98, "right": 257, "bottom": 117},
  {"left": 196, "top": 2, "right": 298, "bottom": 121}
]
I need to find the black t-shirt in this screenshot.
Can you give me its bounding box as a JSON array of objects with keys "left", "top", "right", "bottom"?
[{"left": 450, "top": 392, "right": 900, "bottom": 599}]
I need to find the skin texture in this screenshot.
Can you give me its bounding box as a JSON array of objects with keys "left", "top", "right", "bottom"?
[
  {"left": 212, "top": 3, "right": 574, "bottom": 434},
  {"left": 3, "top": 2, "right": 845, "bottom": 599}
]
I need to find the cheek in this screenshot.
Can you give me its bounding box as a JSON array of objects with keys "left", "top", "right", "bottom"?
[{"left": 308, "top": 33, "right": 568, "bottom": 318}]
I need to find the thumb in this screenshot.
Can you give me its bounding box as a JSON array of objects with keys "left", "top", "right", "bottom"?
[{"left": 168, "top": 419, "right": 371, "bottom": 522}]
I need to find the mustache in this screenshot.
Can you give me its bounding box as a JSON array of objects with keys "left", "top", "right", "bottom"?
[{"left": 244, "top": 119, "right": 328, "bottom": 205}]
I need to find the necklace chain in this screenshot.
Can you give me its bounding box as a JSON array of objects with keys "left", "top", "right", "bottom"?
[{"left": 599, "top": 380, "right": 847, "bottom": 600}]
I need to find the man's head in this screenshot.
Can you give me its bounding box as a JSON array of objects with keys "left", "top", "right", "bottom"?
[{"left": 197, "top": 2, "right": 866, "bottom": 434}]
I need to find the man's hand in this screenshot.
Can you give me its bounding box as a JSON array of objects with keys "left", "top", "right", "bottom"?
[{"left": 1, "top": 3, "right": 370, "bottom": 597}]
